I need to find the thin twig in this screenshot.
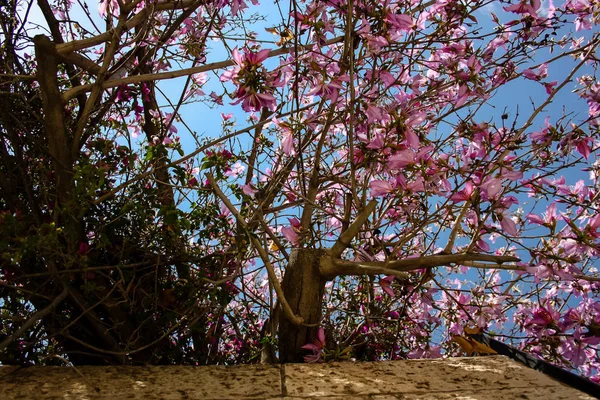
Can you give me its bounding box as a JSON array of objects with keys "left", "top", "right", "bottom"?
[
  {"left": 205, "top": 173, "right": 304, "bottom": 326},
  {"left": 0, "top": 286, "right": 69, "bottom": 352}
]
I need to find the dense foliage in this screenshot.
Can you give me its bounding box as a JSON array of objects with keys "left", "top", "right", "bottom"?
[{"left": 0, "top": 0, "right": 599, "bottom": 380}]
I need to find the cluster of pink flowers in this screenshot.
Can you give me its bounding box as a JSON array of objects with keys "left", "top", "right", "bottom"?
[{"left": 220, "top": 48, "right": 282, "bottom": 112}]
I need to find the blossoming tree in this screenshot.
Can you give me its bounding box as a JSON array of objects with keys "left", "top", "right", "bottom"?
[{"left": 1, "top": 0, "right": 599, "bottom": 379}]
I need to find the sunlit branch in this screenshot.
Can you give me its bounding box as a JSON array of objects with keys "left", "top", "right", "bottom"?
[
  {"left": 62, "top": 36, "right": 345, "bottom": 101},
  {"left": 329, "top": 200, "right": 377, "bottom": 258},
  {"left": 443, "top": 199, "right": 472, "bottom": 254},
  {"left": 322, "top": 253, "right": 520, "bottom": 278},
  {"left": 55, "top": 0, "right": 201, "bottom": 55}
]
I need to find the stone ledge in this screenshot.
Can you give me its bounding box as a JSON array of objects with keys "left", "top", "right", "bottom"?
[{"left": 0, "top": 356, "right": 594, "bottom": 399}]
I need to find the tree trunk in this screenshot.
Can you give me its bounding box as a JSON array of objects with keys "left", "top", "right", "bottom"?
[{"left": 278, "top": 248, "right": 326, "bottom": 363}]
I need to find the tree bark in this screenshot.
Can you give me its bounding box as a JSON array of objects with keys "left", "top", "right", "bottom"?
[{"left": 278, "top": 248, "right": 326, "bottom": 363}]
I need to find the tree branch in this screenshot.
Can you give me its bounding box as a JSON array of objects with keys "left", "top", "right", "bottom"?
[
  {"left": 443, "top": 200, "right": 471, "bottom": 254},
  {"left": 0, "top": 286, "right": 68, "bottom": 352},
  {"left": 55, "top": 0, "right": 200, "bottom": 55},
  {"left": 321, "top": 252, "right": 520, "bottom": 278},
  {"left": 329, "top": 200, "right": 377, "bottom": 258},
  {"left": 205, "top": 173, "right": 304, "bottom": 326},
  {"left": 62, "top": 36, "right": 345, "bottom": 101}
]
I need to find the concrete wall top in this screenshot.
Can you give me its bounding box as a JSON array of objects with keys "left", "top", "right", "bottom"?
[{"left": 0, "top": 355, "right": 595, "bottom": 399}]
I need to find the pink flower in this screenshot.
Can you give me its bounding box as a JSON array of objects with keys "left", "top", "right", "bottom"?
[
  {"left": 281, "top": 133, "right": 295, "bottom": 155},
  {"left": 222, "top": 47, "right": 278, "bottom": 112},
  {"left": 500, "top": 214, "right": 518, "bottom": 236},
  {"left": 302, "top": 328, "right": 326, "bottom": 363},
  {"left": 288, "top": 217, "right": 301, "bottom": 229},
  {"left": 365, "top": 134, "right": 386, "bottom": 150},
  {"left": 241, "top": 184, "right": 258, "bottom": 196},
  {"left": 576, "top": 138, "right": 592, "bottom": 160},
  {"left": 385, "top": 13, "right": 414, "bottom": 32},
  {"left": 388, "top": 149, "right": 415, "bottom": 169},
  {"left": 522, "top": 63, "right": 548, "bottom": 81},
  {"left": 141, "top": 83, "right": 151, "bottom": 102},
  {"left": 370, "top": 180, "right": 394, "bottom": 197},
  {"left": 562, "top": 338, "right": 587, "bottom": 367},
  {"left": 281, "top": 217, "right": 301, "bottom": 246},
  {"left": 481, "top": 178, "right": 503, "bottom": 200},
  {"left": 455, "top": 84, "right": 469, "bottom": 107},
  {"left": 503, "top": 0, "right": 541, "bottom": 17},
  {"left": 281, "top": 226, "right": 298, "bottom": 245},
  {"left": 450, "top": 181, "right": 474, "bottom": 203},
  {"left": 405, "top": 129, "right": 420, "bottom": 149},
  {"left": 380, "top": 276, "right": 395, "bottom": 297},
  {"left": 232, "top": 91, "right": 277, "bottom": 112},
  {"left": 210, "top": 92, "right": 224, "bottom": 105},
  {"left": 531, "top": 117, "right": 552, "bottom": 142},
  {"left": 188, "top": 177, "right": 198, "bottom": 187},
  {"left": 78, "top": 242, "right": 91, "bottom": 255},
  {"left": 526, "top": 203, "right": 557, "bottom": 227},
  {"left": 544, "top": 81, "right": 558, "bottom": 95},
  {"left": 526, "top": 305, "right": 558, "bottom": 330},
  {"left": 184, "top": 73, "right": 207, "bottom": 100},
  {"left": 98, "top": 0, "right": 119, "bottom": 18}
]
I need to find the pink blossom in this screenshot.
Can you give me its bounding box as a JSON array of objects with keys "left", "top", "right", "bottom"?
[
  {"left": 526, "top": 305, "right": 559, "bottom": 331},
  {"left": 222, "top": 47, "right": 278, "bottom": 112},
  {"left": 526, "top": 203, "right": 557, "bottom": 227},
  {"left": 575, "top": 16, "right": 591, "bottom": 31},
  {"left": 450, "top": 181, "right": 474, "bottom": 203},
  {"left": 576, "top": 138, "right": 592, "bottom": 160},
  {"left": 380, "top": 276, "right": 395, "bottom": 297},
  {"left": 500, "top": 215, "right": 518, "bottom": 236},
  {"left": 281, "top": 133, "right": 295, "bottom": 155},
  {"left": 405, "top": 129, "right": 420, "bottom": 149},
  {"left": 210, "top": 92, "right": 224, "bottom": 105},
  {"left": 504, "top": 0, "right": 541, "bottom": 17},
  {"left": 98, "top": 0, "right": 118, "bottom": 18},
  {"left": 184, "top": 73, "right": 207, "bottom": 100},
  {"left": 544, "top": 81, "right": 558, "bottom": 94},
  {"left": 232, "top": 91, "right": 277, "bottom": 112},
  {"left": 370, "top": 180, "right": 394, "bottom": 197},
  {"left": 481, "top": 178, "right": 503, "bottom": 200},
  {"left": 388, "top": 150, "right": 415, "bottom": 169},
  {"left": 385, "top": 14, "right": 414, "bottom": 32},
  {"left": 366, "top": 134, "right": 386, "bottom": 150},
  {"left": 455, "top": 84, "right": 469, "bottom": 107},
  {"left": 522, "top": 64, "right": 548, "bottom": 81},
  {"left": 302, "top": 328, "right": 326, "bottom": 363},
  {"left": 224, "top": 161, "right": 245, "bottom": 178},
  {"left": 281, "top": 226, "right": 299, "bottom": 246},
  {"left": 241, "top": 184, "right": 258, "bottom": 196},
  {"left": 288, "top": 217, "right": 301, "bottom": 229}
]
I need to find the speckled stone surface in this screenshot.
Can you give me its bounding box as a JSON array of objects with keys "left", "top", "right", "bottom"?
[
  {"left": 0, "top": 364, "right": 282, "bottom": 399},
  {"left": 0, "top": 356, "right": 595, "bottom": 399},
  {"left": 283, "top": 356, "right": 572, "bottom": 397}
]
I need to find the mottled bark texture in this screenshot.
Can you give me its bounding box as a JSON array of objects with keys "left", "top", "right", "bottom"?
[{"left": 278, "top": 248, "right": 327, "bottom": 363}]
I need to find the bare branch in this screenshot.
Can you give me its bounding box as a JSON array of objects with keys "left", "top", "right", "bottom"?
[
  {"left": 62, "top": 36, "right": 345, "bottom": 101},
  {"left": 329, "top": 200, "right": 377, "bottom": 258},
  {"left": 443, "top": 200, "right": 471, "bottom": 254},
  {"left": 205, "top": 173, "right": 304, "bottom": 326},
  {"left": 322, "top": 252, "right": 520, "bottom": 278},
  {"left": 0, "top": 286, "right": 68, "bottom": 352},
  {"left": 55, "top": 0, "right": 200, "bottom": 55}
]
